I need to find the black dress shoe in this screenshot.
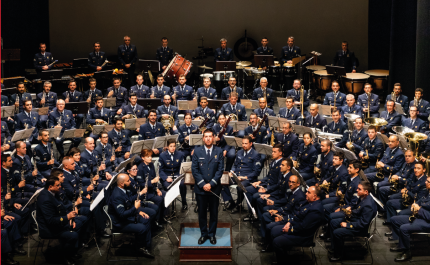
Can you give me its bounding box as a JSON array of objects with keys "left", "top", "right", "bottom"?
[
  {"left": 198, "top": 236, "right": 208, "bottom": 245},
  {"left": 388, "top": 236, "right": 397, "bottom": 241},
  {"left": 395, "top": 250, "right": 412, "bottom": 262},
  {"left": 154, "top": 221, "right": 163, "bottom": 229},
  {"left": 194, "top": 205, "right": 198, "bottom": 213},
  {"left": 13, "top": 247, "right": 27, "bottom": 255},
  {"left": 383, "top": 221, "right": 391, "bottom": 226},
  {"left": 330, "top": 256, "right": 341, "bottom": 262},
  {"left": 319, "top": 233, "right": 327, "bottom": 239},
  {"left": 182, "top": 204, "right": 188, "bottom": 211},
  {"left": 2, "top": 254, "right": 19, "bottom": 265},
  {"left": 226, "top": 201, "right": 237, "bottom": 210},
  {"left": 139, "top": 248, "right": 155, "bottom": 259},
  {"left": 385, "top": 232, "right": 392, "bottom": 237},
  {"left": 390, "top": 247, "right": 403, "bottom": 252},
  {"left": 210, "top": 236, "right": 217, "bottom": 245}
]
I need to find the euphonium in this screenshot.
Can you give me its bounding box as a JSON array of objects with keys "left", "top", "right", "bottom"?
[
  {"left": 375, "top": 159, "right": 385, "bottom": 180},
  {"left": 409, "top": 201, "right": 418, "bottom": 222},
  {"left": 87, "top": 119, "right": 108, "bottom": 131},
  {"left": 160, "top": 115, "right": 175, "bottom": 135},
  {"left": 389, "top": 174, "right": 399, "bottom": 193},
  {"left": 227, "top": 113, "right": 238, "bottom": 121}
]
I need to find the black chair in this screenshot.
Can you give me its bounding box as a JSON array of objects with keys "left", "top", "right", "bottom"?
[
  {"left": 31, "top": 210, "right": 59, "bottom": 265},
  {"left": 103, "top": 205, "right": 138, "bottom": 261}
]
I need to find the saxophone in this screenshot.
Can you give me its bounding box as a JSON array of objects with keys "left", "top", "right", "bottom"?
[
  {"left": 15, "top": 94, "right": 20, "bottom": 113},
  {"left": 270, "top": 127, "right": 276, "bottom": 146},
  {"left": 409, "top": 201, "right": 418, "bottom": 222}
]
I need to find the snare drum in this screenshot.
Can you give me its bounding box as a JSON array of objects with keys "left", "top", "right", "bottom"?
[
  {"left": 364, "top": 70, "right": 389, "bottom": 90},
  {"left": 342, "top": 73, "right": 370, "bottom": 94},
  {"left": 313, "top": 70, "right": 333, "bottom": 91},
  {"left": 200, "top": 73, "right": 213, "bottom": 81},
  {"left": 213, "top": 71, "right": 236, "bottom": 81},
  {"left": 306, "top": 65, "right": 326, "bottom": 72},
  {"left": 251, "top": 69, "right": 266, "bottom": 80}
]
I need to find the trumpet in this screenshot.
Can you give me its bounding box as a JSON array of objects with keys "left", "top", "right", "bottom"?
[
  {"left": 336, "top": 188, "right": 345, "bottom": 204},
  {"left": 15, "top": 94, "right": 20, "bottom": 113},
  {"left": 389, "top": 174, "right": 399, "bottom": 193},
  {"left": 402, "top": 189, "right": 413, "bottom": 207},
  {"left": 361, "top": 150, "right": 370, "bottom": 169}
]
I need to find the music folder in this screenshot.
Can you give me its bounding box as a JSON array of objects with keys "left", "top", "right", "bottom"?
[
  {"left": 124, "top": 118, "right": 147, "bottom": 130},
  {"left": 395, "top": 103, "right": 404, "bottom": 115},
  {"left": 33, "top": 107, "right": 49, "bottom": 116},
  {"left": 326, "top": 65, "right": 347, "bottom": 77},
  {"left": 224, "top": 136, "right": 243, "bottom": 148},
  {"left": 268, "top": 116, "right": 280, "bottom": 128},
  {"left": 46, "top": 127, "right": 62, "bottom": 139},
  {"left": 1, "top": 105, "right": 16, "bottom": 118},
  {"left": 241, "top": 99, "right": 259, "bottom": 109},
  {"left": 177, "top": 100, "right": 197, "bottom": 110},
  {"left": 137, "top": 99, "right": 163, "bottom": 110},
  {"left": 65, "top": 102, "right": 89, "bottom": 114},
  {"left": 62, "top": 129, "right": 86, "bottom": 139},
  {"left": 103, "top": 98, "right": 116, "bottom": 108},
  {"left": 253, "top": 143, "right": 273, "bottom": 156},
  {"left": 130, "top": 140, "right": 145, "bottom": 154},
  {"left": 142, "top": 139, "right": 156, "bottom": 150},
  {"left": 92, "top": 125, "right": 114, "bottom": 135},
  {"left": 276, "top": 97, "right": 287, "bottom": 108},
  {"left": 180, "top": 162, "right": 192, "bottom": 175},
  {"left": 22, "top": 188, "right": 43, "bottom": 210},
  {"left": 11, "top": 127, "right": 36, "bottom": 142},
  {"left": 153, "top": 135, "right": 179, "bottom": 149},
  {"left": 114, "top": 155, "right": 138, "bottom": 173},
  {"left": 189, "top": 134, "right": 203, "bottom": 146},
  {"left": 229, "top": 121, "right": 248, "bottom": 131},
  {"left": 318, "top": 104, "right": 332, "bottom": 116}
]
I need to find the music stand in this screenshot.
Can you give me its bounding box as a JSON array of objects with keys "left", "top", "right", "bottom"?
[
  {"left": 253, "top": 143, "right": 273, "bottom": 156},
  {"left": 291, "top": 56, "right": 306, "bottom": 66},
  {"left": 228, "top": 121, "right": 248, "bottom": 131},
  {"left": 125, "top": 118, "right": 146, "bottom": 130},
  {"left": 318, "top": 104, "right": 332, "bottom": 116},
  {"left": 254, "top": 55, "right": 274, "bottom": 68},
  {"left": 241, "top": 99, "right": 259, "bottom": 109},
  {"left": 103, "top": 98, "right": 116, "bottom": 108},
  {"left": 3, "top": 77, "right": 24, "bottom": 88},
  {"left": 92, "top": 125, "right": 113, "bottom": 135},
  {"left": 137, "top": 59, "right": 160, "bottom": 73},
  {"left": 1, "top": 106, "right": 15, "bottom": 118},
  {"left": 395, "top": 103, "right": 404, "bottom": 115},
  {"left": 137, "top": 99, "right": 163, "bottom": 110},
  {"left": 130, "top": 140, "right": 145, "bottom": 154},
  {"left": 41, "top": 69, "right": 63, "bottom": 80},
  {"left": 11, "top": 128, "right": 35, "bottom": 142},
  {"left": 224, "top": 136, "right": 243, "bottom": 148},
  {"left": 177, "top": 100, "right": 197, "bottom": 111},
  {"left": 32, "top": 107, "right": 49, "bottom": 116},
  {"left": 46, "top": 127, "right": 62, "bottom": 139},
  {"left": 2, "top": 49, "right": 20, "bottom": 77},
  {"left": 207, "top": 99, "right": 228, "bottom": 114},
  {"left": 62, "top": 129, "right": 86, "bottom": 139},
  {"left": 153, "top": 135, "right": 179, "bottom": 149},
  {"left": 179, "top": 162, "right": 192, "bottom": 175},
  {"left": 22, "top": 188, "right": 43, "bottom": 210},
  {"left": 72, "top": 58, "right": 88, "bottom": 68},
  {"left": 1, "top": 88, "right": 17, "bottom": 96},
  {"left": 65, "top": 102, "right": 89, "bottom": 114},
  {"left": 189, "top": 134, "right": 203, "bottom": 146},
  {"left": 215, "top": 61, "right": 236, "bottom": 71}
]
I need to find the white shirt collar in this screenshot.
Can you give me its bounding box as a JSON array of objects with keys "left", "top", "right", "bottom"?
[
  {"left": 292, "top": 187, "right": 299, "bottom": 194},
  {"left": 86, "top": 149, "right": 93, "bottom": 155},
  {"left": 119, "top": 187, "right": 126, "bottom": 193},
  {"left": 3, "top": 167, "right": 9, "bottom": 172},
  {"left": 204, "top": 145, "right": 214, "bottom": 153},
  {"left": 63, "top": 169, "right": 71, "bottom": 174}
]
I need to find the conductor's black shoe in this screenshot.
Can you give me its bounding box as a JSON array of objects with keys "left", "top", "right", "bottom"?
[
  {"left": 330, "top": 256, "right": 342, "bottom": 262},
  {"left": 13, "top": 247, "right": 27, "bottom": 255},
  {"left": 226, "top": 201, "right": 237, "bottom": 210},
  {"left": 139, "top": 248, "right": 155, "bottom": 259},
  {"left": 319, "top": 233, "right": 327, "bottom": 239},
  {"left": 395, "top": 250, "right": 412, "bottom": 262},
  {"left": 383, "top": 221, "right": 391, "bottom": 226},
  {"left": 154, "top": 221, "right": 163, "bottom": 229},
  {"left": 181, "top": 204, "right": 188, "bottom": 211},
  {"left": 390, "top": 247, "right": 403, "bottom": 252},
  {"left": 210, "top": 236, "right": 217, "bottom": 245},
  {"left": 198, "top": 236, "right": 208, "bottom": 245},
  {"left": 385, "top": 232, "right": 393, "bottom": 236}
]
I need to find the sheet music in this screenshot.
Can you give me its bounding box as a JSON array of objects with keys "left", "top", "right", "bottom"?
[
  {"left": 180, "top": 162, "right": 192, "bottom": 174},
  {"left": 142, "top": 139, "right": 156, "bottom": 150},
  {"left": 22, "top": 188, "right": 43, "bottom": 210},
  {"left": 90, "top": 189, "right": 105, "bottom": 211},
  {"left": 164, "top": 179, "right": 181, "bottom": 207},
  {"left": 244, "top": 194, "right": 257, "bottom": 218},
  {"left": 130, "top": 140, "right": 145, "bottom": 154},
  {"left": 189, "top": 134, "right": 203, "bottom": 146}
]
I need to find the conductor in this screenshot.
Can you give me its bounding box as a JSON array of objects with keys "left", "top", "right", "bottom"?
[{"left": 192, "top": 129, "right": 224, "bottom": 245}]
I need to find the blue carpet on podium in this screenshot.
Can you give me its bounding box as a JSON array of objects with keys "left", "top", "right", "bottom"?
[{"left": 180, "top": 227, "right": 231, "bottom": 247}]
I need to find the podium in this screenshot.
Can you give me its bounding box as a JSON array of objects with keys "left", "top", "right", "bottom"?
[{"left": 179, "top": 223, "right": 232, "bottom": 262}]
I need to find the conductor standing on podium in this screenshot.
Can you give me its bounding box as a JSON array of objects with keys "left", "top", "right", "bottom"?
[{"left": 192, "top": 129, "right": 224, "bottom": 245}]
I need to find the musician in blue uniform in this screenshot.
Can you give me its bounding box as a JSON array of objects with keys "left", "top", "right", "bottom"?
[
  {"left": 1, "top": 121, "right": 14, "bottom": 154},
  {"left": 107, "top": 77, "right": 128, "bottom": 115},
  {"left": 36, "top": 177, "right": 86, "bottom": 264},
  {"left": 172, "top": 74, "right": 194, "bottom": 103},
  {"left": 33, "top": 43, "right": 54, "bottom": 75},
  {"left": 256, "top": 37, "right": 273, "bottom": 55},
  {"left": 379, "top": 100, "right": 402, "bottom": 136},
  {"left": 314, "top": 139, "right": 334, "bottom": 182},
  {"left": 83, "top": 78, "right": 103, "bottom": 109},
  {"left": 11, "top": 142, "right": 39, "bottom": 195},
  {"left": 340, "top": 94, "right": 363, "bottom": 121},
  {"left": 296, "top": 132, "right": 318, "bottom": 183},
  {"left": 230, "top": 136, "right": 262, "bottom": 214},
  {"left": 328, "top": 182, "right": 377, "bottom": 261},
  {"left": 214, "top": 38, "right": 234, "bottom": 61},
  {"left": 253, "top": 97, "right": 275, "bottom": 128},
  {"left": 357, "top": 83, "right": 380, "bottom": 118},
  {"left": 94, "top": 132, "right": 117, "bottom": 182},
  {"left": 280, "top": 36, "right": 301, "bottom": 64},
  {"left": 244, "top": 113, "right": 268, "bottom": 145},
  {"left": 385, "top": 162, "right": 427, "bottom": 225},
  {"left": 270, "top": 186, "right": 324, "bottom": 264},
  {"left": 192, "top": 97, "right": 216, "bottom": 129},
  {"left": 130, "top": 75, "right": 150, "bottom": 98},
  {"left": 68, "top": 147, "right": 99, "bottom": 192},
  {"left": 378, "top": 150, "right": 416, "bottom": 219},
  {"left": 48, "top": 99, "right": 81, "bottom": 159},
  {"left": 13, "top": 100, "right": 41, "bottom": 156},
  {"left": 159, "top": 139, "right": 187, "bottom": 210},
  {"left": 108, "top": 118, "right": 131, "bottom": 164},
  {"left": 137, "top": 150, "right": 167, "bottom": 223},
  {"left": 36, "top": 81, "right": 57, "bottom": 127},
  {"left": 191, "top": 129, "right": 225, "bottom": 244},
  {"left": 275, "top": 122, "right": 299, "bottom": 160},
  {"left": 336, "top": 117, "right": 368, "bottom": 156},
  {"left": 34, "top": 129, "right": 60, "bottom": 179},
  {"left": 61, "top": 157, "right": 92, "bottom": 211},
  {"left": 86, "top": 96, "right": 112, "bottom": 141},
  {"left": 61, "top": 79, "right": 84, "bottom": 129},
  {"left": 358, "top": 126, "right": 384, "bottom": 173},
  {"left": 286, "top": 79, "right": 309, "bottom": 111},
  {"left": 219, "top": 92, "right": 247, "bottom": 122},
  {"left": 79, "top": 138, "right": 102, "bottom": 187},
  {"left": 88, "top": 42, "right": 107, "bottom": 71},
  {"left": 9, "top": 82, "right": 32, "bottom": 113},
  {"left": 149, "top": 75, "right": 172, "bottom": 100},
  {"left": 326, "top": 109, "right": 349, "bottom": 144},
  {"left": 304, "top": 104, "right": 327, "bottom": 130},
  {"left": 385, "top": 83, "right": 408, "bottom": 114},
  {"left": 389, "top": 175, "right": 430, "bottom": 262},
  {"left": 323, "top": 81, "right": 346, "bottom": 109},
  {"left": 366, "top": 135, "right": 405, "bottom": 184},
  {"left": 402, "top": 105, "right": 427, "bottom": 132},
  {"left": 178, "top": 113, "right": 199, "bottom": 159},
  {"left": 156, "top": 95, "right": 179, "bottom": 127},
  {"left": 156, "top": 37, "right": 174, "bottom": 70},
  {"left": 196, "top": 77, "right": 217, "bottom": 103},
  {"left": 221, "top": 77, "right": 243, "bottom": 102},
  {"left": 1, "top": 216, "right": 22, "bottom": 265},
  {"left": 1, "top": 92, "right": 9, "bottom": 106},
  {"left": 117, "top": 35, "right": 138, "bottom": 87},
  {"left": 252, "top": 77, "right": 274, "bottom": 109},
  {"left": 138, "top": 109, "right": 174, "bottom": 155},
  {"left": 213, "top": 113, "right": 235, "bottom": 171},
  {"left": 108, "top": 173, "right": 155, "bottom": 258},
  {"left": 120, "top": 92, "right": 146, "bottom": 136},
  {"left": 409, "top": 88, "right": 430, "bottom": 121},
  {"left": 278, "top": 97, "right": 301, "bottom": 122},
  {"left": 332, "top": 41, "right": 357, "bottom": 73},
  {"left": 319, "top": 152, "right": 349, "bottom": 203}
]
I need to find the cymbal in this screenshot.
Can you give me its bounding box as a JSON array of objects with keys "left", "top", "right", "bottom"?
[
  {"left": 236, "top": 61, "right": 252, "bottom": 67},
  {"left": 236, "top": 66, "right": 244, "bottom": 69},
  {"left": 198, "top": 65, "right": 213, "bottom": 70}
]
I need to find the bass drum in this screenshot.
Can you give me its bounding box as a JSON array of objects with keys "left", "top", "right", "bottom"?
[
  {"left": 364, "top": 69, "right": 389, "bottom": 91},
  {"left": 162, "top": 54, "right": 193, "bottom": 82}
]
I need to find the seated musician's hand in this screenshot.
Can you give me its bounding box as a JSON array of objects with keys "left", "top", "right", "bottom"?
[
  {"left": 94, "top": 175, "right": 100, "bottom": 181},
  {"left": 326, "top": 194, "right": 329, "bottom": 198},
  {"left": 134, "top": 200, "right": 141, "bottom": 209},
  {"left": 249, "top": 135, "right": 255, "bottom": 139},
  {"left": 41, "top": 178, "right": 47, "bottom": 183},
  {"left": 76, "top": 197, "right": 82, "bottom": 206},
  {"left": 116, "top": 109, "right": 122, "bottom": 115},
  {"left": 5, "top": 193, "right": 11, "bottom": 200},
  {"left": 335, "top": 208, "right": 340, "bottom": 212},
  {"left": 258, "top": 187, "right": 266, "bottom": 193},
  {"left": 111, "top": 155, "right": 115, "bottom": 162},
  {"left": 139, "top": 211, "right": 149, "bottom": 219},
  {"left": 18, "top": 180, "right": 26, "bottom": 188},
  {"left": 191, "top": 150, "right": 194, "bottom": 156},
  {"left": 346, "top": 206, "right": 351, "bottom": 211},
  {"left": 203, "top": 183, "right": 211, "bottom": 192},
  {"left": 99, "top": 164, "right": 106, "bottom": 171},
  {"left": 359, "top": 152, "right": 364, "bottom": 158},
  {"left": 282, "top": 222, "right": 290, "bottom": 233},
  {"left": 223, "top": 150, "right": 227, "bottom": 157},
  {"left": 124, "top": 152, "right": 130, "bottom": 159},
  {"left": 341, "top": 222, "right": 347, "bottom": 228},
  {"left": 96, "top": 66, "right": 102, "bottom": 71},
  {"left": 86, "top": 194, "right": 91, "bottom": 199},
  {"left": 392, "top": 175, "right": 399, "bottom": 181},
  {"left": 42, "top": 65, "right": 49, "bottom": 70},
  {"left": 7, "top": 117, "right": 13, "bottom": 121},
  {"left": 157, "top": 189, "right": 162, "bottom": 196},
  {"left": 215, "top": 136, "right": 220, "bottom": 142},
  {"left": 1, "top": 144, "right": 10, "bottom": 151},
  {"left": 352, "top": 69, "right": 356, "bottom": 73},
  {"left": 67, "top": 211, "right": 77, "bottom": 220},
  {"left": 106, "top": 172, "right": 112, "bottom": 180},
  {"left": 275, "top": 216, "right": 283, "bottom": 222},
  {"left": 14, "top": 203, "right": 22, "bottom": 210},
  {"left": 166, "top": 177, "right": 173, "bottom": 183},
  {"left": 141, "top": 188, "right": 148, "bottom": 195},
  {"left": 125, "top": 64, "right": 131, "bottom": 68},
  {"left": 107, "top": 90, "right": 114, "bottom": 97},
  {"left": 4, "top": 215, "right": 14, "bottom": 221},
  {"left": 337, "top": 190, "right": 342, "bottom": 196},
  {"left": 267, "top": 199, "right": 274, "bottom": 206},
  {"left": 87, "top": 184, "right": 94, "bottom": 192},
  {"left": 152, "top": 149, "right": 159, "bottom": 155}
]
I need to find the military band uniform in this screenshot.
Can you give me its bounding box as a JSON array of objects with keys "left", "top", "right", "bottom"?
[
  {"left": 278, "top": 106, "right": 300, "bottom": 121},
  {"left": 106, "top": 86, "right": 128, "bottom": 113},
  {"left": 340, "top": 104, "right": 363, "bottom": 122},
  {"left": 402, "top": 117, "right": 427, "bottom": 133},
  {"left": 33, "top": 52, "right": 54, "bottom": 74},
  {"left": 151, "top": 85, "right": 172, "bottom": 100},
  {"left": 83, "top": 88, "right": 103, "bottom": 109},
  {"left": 130, "top": 84, "right": 150, "bottom": 99},
  {"left": 159, "top": 150, "right": 187, "bottom": 206},
  {"left": 156, "top": 46, "right": 174, "bottom": 67},
  {"left": 156, "top": 104, "right": 179, "bottom": 127},
  {"left": 62, "top": 90, "right": 84, "bottom": 128},
  {"left": 252, "top": 87, "right": 274, "bottom": 109},
  {"left": 192, "top": 106, "right": 216, "bottom": 129},
  {"left": 86, "top": 106, "right": 112, "bottom": 140},
  {"left": 257, "top": 46, "right": 274, "bottom": 55},
  {"left": 108, "top": 129, "right": 131, "bottom": 165},
  {"left": 303, "top": 114, "right": 327, "bottom": 130},
  {"left": 366, "top": 146, "right": 405, "bottom": 184},
  {"left": 88, "top": 51, "right": 107, "bottom": 71},
  {"left": 117, "top": 44, "right": 138, "bottom": 87},
  {"left": 221, "top": 87, "right": 244, "bottom": 102},
  {"left": 297, "top": 143, "right": 318, "bottom": 184},
  {"left": 214, "top": 48, "right": 234, "bottom": 61},
  {"left": 48, "top": 108, "right": 81, "bottom": 158},
  {"left": 333, "top": 49, "right": 357, "bottom": 73},
  {"left": 10, "top": 92, "right": 33, "bottom": 113},
  {"left": 280, "top": 46, "right": 301, "bottom": 64},
  {"left": 323, "top": 91, "right": 346, "bottom": 108},
  {"left": 33, "top": 142, "right": 60, "bottom": 179},
  {"left": 196, "top": 87, "right": 217, "bottom": 104},
  {"left": 359, "top": 137, "right": 384, "bottom": 173},
  {"left": 357, "top": 92, "right": 380, "bottom": 117},
  {"left": 385, "top": 93, "right": 409, "bottom": 114},
  {"left": 409, "top": 99, "right": 430, "bottom": 120},
  {"left": 275, "top": 132, "right": 299, "bottom": 160},
  {"left": 36, "top": 91, "right": 58, "bottom": 127},
  {"left": 286, "top": 88, "right": 309, "bottom": 110},
  {"left": 178, "top": 123, "right": 199, "bottom": 159}
]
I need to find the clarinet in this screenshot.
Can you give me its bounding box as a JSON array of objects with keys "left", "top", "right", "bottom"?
[
  {"left": 50, "top": 141, "right": 55, "bottom": 169},
  {"left": 7, "top": 178, "right": 12, "bottom": 209},
  {"left": 15, "top": 94, "right": 20, "bottom": 113},
  {"left": 135, "top": 185, "right": 141, "bottom": 224},
  {"left": 142, "top": 173, "right": 149, "bottom": 204},
  {"left": 32, "top": 155, "right": 38, "bottom": 185},
  {"left": 20, "top": 164, "right": 26, "bottom": 200}
]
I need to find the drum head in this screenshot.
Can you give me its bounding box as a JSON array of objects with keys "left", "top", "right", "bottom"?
[
  {"left": 314, "top": 70, "right": 332, "bottom": 76},
  {"left": 344, "top": 73, "right": 370, "bottom": 80},
  {"left": 306, "top": 65, "right": 326, "bottom": 71},
  {"left": 364, "top": 69, "right": 389, "bottom": 77},
  {"left": 200, "top": 73, "right": 213, "bottom": 78}
]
